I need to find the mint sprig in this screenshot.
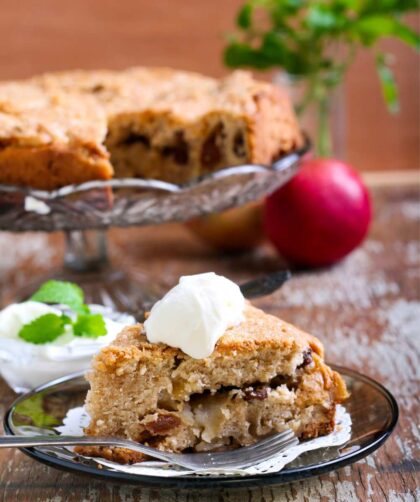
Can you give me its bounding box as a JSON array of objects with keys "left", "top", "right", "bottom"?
[
  {"left": 18, "top": 280, "right": 108, "bottom": 344},
  {"left": 73, "top": 313, "right": 107, "bottom": 338},
  {"left": 18, "top": 313, "right": 70, "bottom": 344},
  {"left": 14, "top": 394, "right": 60, "bottom": 428},
  {"left": 30, "top": 280, "right": 87, "bottom": 315}
]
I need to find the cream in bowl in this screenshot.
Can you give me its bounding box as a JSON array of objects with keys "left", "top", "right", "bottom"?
[{"left": 0, "top": 281, "right": 134, "bottom": 392}]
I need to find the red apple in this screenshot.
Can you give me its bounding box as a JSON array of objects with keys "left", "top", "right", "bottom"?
[
  {"left": 263, "top": 158, "right": 372, "bottom": 267},
  {"left": 186, "top": 201, "right": 264, "bottom": 252}
]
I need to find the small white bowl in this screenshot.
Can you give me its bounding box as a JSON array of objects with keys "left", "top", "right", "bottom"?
[{"left": 0, "top": 304, "right": 135, "bottom": 393}]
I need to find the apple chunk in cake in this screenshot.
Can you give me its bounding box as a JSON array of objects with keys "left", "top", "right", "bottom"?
[{"left": 78, "top": 305, "right": 348, "bottom": 463}]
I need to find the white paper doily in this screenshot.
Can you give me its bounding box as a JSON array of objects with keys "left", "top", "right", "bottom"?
[{"left": 55, "top": 405, "right": 351, "bottom": 477}]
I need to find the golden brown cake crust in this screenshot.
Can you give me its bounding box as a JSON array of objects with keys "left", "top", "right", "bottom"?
[
  {"left": 0, "top": 82, "right": 112, "bottom": 189},
  {"left": 101, "top": 304, "right": 321, "bottom": 360},
  {"left": 0, "top": 145, "right": 112, "bottom": 190},
  {"left": 0, "top": 68, "right": 302, "bottom": 188}
]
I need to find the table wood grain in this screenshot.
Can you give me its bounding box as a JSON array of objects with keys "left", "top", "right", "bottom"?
[{"left": 0, "top": 183, "right": 419, "bottom": 501}]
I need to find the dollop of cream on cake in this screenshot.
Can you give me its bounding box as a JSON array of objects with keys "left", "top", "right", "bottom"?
[{"left": 144, "top": 272, "right": 245, "bottom": 358}]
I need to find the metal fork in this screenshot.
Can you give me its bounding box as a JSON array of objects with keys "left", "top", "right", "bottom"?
[{"left": 0, "top": 430, "right": 297, "bottom": 471}]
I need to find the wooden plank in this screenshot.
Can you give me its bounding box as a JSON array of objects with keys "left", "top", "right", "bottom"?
[
  {"left": 0, "top": 184, "right": 419, "bottom": 501},
  {"left": 363, "top": 170, "right": 420, "bottom": 187}
]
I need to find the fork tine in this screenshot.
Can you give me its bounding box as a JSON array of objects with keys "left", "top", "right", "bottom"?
[
  {"left": 209, "top": 429, "right": 293, "bottom": 462},
  {"left": 223, "top": 437, "right": 298, "bottom": 469},
  {"left": 242, "top": 434, "right": 298, "bottom": 457},
  {"left": 208, "top": 434, "right": 298, "bottom": 468},
  {"left": 205, "top": 437, "right": 290, "bottom": 466},
  {"left": 208, "top": 430, "right": 294, "bottom": 461},
  {"left": 208, "top": 440, "right": 297, "bottom": 469},
  {"left": 238, "top": 437, "right": 299, "bottom": 465},
  {"left": 237, "top": 429, "right": 294, "bottom": 452}
]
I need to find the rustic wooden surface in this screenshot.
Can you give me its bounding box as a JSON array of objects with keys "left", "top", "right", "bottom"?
[{"left": 0, "top": 182, "right": 419, "bottom": 501}]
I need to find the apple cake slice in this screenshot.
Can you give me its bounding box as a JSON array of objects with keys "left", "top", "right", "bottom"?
[{"left": 78, "top": 304, "right": 348, "bottom": 464}]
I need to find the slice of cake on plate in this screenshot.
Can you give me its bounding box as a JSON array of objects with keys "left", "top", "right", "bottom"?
[{"left": 77, "top": 273, "right": 348, "bottom": 464}]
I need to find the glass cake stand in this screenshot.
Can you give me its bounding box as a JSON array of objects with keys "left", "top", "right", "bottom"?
[{"left": 0, "top": 140, "right": 309, "bottom": 318}]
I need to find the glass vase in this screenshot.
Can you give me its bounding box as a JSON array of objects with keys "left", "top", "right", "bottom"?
[{"left": 274, "top": 72, "right": 346, "bottom": 159}]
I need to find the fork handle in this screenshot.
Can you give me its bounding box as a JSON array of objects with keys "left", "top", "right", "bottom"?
[
  {"left": 0, "top": 435, "right": 172, "bottom": 462},
  {"left": 0, "top": 435, "right": 114, "bottom": 448}
]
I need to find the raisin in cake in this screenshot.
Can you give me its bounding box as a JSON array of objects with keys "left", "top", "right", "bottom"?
[
  {"left": 0, "top": 68, "right": 302, "bottom": 189},
  {"left": 77, "top": 304, "right": 348, "bottom": 464}
]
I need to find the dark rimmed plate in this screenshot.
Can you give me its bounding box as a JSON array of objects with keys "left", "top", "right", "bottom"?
[{"left": 4, "top": 365, "right": 398, "bottom": 489}]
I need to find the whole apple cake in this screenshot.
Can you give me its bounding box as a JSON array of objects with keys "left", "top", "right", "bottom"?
[
  {"left": 0, "top": 68, "right": 302, "bottom": 189},
  {"left": 78, "top": 304, "right": 348, "bottom": 464}
]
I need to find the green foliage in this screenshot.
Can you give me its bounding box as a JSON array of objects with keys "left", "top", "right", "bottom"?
[
  {"left": 19, "top": 280, "right": 107, "bottom": 344},
  {"left": 237, "top": 3, "right": 253, "bottom": 28},
  {"left": 376, "top": 53, "right": 399, "bottom": 114},
  {"left": 224, "top": 0, "right": 419, "bottom": 114}
]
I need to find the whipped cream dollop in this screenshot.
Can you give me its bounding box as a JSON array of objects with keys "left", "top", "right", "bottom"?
[
  {"left": 144, "top": 272, "right": 245, "bottom": 359},
  {"left": 0, "top": 301, "right": 134, "bottom": 392}
]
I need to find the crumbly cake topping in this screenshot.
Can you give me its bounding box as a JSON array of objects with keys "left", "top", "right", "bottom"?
[
  {"left": 0, "top": 68, "right": 294, "bottom": 148},
  {"left": 0, "top": 81, "right": 108, "bottom": 149},
  {"left": 36, "top": 68, "right": 290, "bottom": 119},
  {"left": 107, "top": 305, "right": 323, "bottom": 360}
]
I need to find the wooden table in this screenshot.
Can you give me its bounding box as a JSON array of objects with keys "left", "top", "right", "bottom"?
[{"left": 0, "top": 183, "right": 419, "bottom": 501}]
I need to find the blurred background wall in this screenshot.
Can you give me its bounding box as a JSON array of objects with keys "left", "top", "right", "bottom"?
[{"left": 0, "top": 0, "right": 418, "bottom": 172}]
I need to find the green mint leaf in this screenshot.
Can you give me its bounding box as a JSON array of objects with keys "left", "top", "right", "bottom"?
[
  {"left": 14, "top": 394, "right": 60, "bottom": 428},
  {"left": 18, "top": 313, "right": 67, "bottom": 345},
  {"left": 61, "top": 314, "right": 73, "bottom": 325},
  {"left": 73, "top": 313, "right": 107, "bottom": 338},
  {"left": 376, "top": 53, "right": 399, "bottom": 114},
  {"left": 30, "top": 280, "right": 86, "bottom": 314}
]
